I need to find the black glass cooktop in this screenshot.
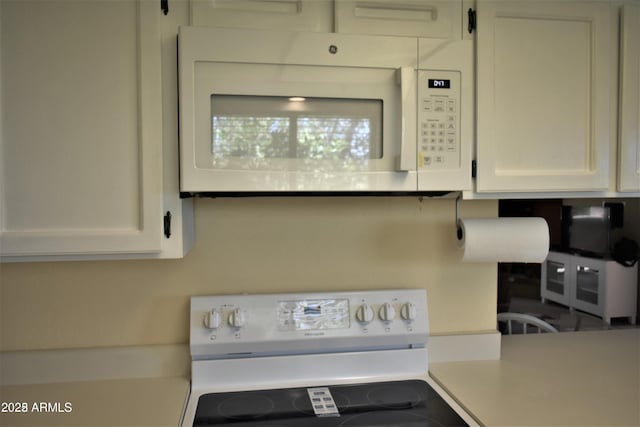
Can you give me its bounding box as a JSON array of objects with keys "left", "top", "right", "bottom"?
[{"left": 193, "top": 379, "right": 469, "bottom": 426}]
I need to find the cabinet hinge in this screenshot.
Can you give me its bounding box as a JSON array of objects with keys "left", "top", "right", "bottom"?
[
  {"left": 164, "top": 211, "right": 172, "bottom": 239},
  {"left": 467, "top": 8, "right": 476, "bottom": 34},
  {"left": 471, "top": 160, "right": 477, "bottom": 178},
  {"left": 161, "top": 0, "right": 168, "bottom": 15}
]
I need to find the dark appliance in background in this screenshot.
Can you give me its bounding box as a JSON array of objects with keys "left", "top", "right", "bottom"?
[
  {"left": 497, "top": 200, "right": 629, "bottom": 309},
  {"left": 560, "top": 203, "right": 624, "bottom": 259}
]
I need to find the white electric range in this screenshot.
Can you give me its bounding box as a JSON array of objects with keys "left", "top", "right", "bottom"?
[{"left": 181, "top": 289, "right": 478, "bottom": 426}]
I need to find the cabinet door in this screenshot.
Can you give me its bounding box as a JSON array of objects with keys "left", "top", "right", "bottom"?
[
  {"left": 476, "top": 0, "right": 615, "bottom": 192},
  {"left": 335, "top": 0, "right": 462, "bottom": 38},
  {"left": 541, "top": 252, "right": 573, "bottom": 306},
  {"left": 572, "top": 258, "right": 605, "bottom": 316},
  {"left": 0, "top": 0, "right": 163, "bottom": 257},
  {"left": 189, "top": 0, "right": 332, "bottom": 32},
  {"left": 618, "top": 4, "right": 640, "bottom": 192}
]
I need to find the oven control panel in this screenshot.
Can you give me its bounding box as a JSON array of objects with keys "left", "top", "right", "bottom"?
[{"left": 190, "top": 289, "right": 428, "bottom": 359}]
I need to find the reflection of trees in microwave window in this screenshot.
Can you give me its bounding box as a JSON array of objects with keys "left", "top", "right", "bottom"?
[
  {"left": 212, "top": 115, "right": 373, "bottom": 160},
  {"left": 212, "top": 116, "right": 289, "bottom": 158},
  {"left": 297, "top": 117, "right": 372, "bottom": 160}
]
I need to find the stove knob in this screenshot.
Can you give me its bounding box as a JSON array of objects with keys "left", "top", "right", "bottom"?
[
  {"left": 400, "top": 302, "right": 417, "bottom": 321},
  {"left": 378, "top": 302, "right": 396, "bottom": 322},
  {"left": 228, "top": 308, "right": 246, "bottom": 329},
  {"left": 355, "top": 303, "right": 374, "bottom": 324},
  {"left": 203, "top": 309, "right": 222, "bottom": 329}
]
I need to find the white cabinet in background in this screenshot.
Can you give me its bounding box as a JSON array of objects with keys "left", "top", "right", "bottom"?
[
  {"left": 189, "top": 0, "right": 333, "bottom": 31},
  {"left": 0, "top": 0, "right": 193, "bottom": 261},
  {"left": 541, "top": 252, "right": 638, "bottom": 325},
  {"left": 475, "top": 0, "right": 616, "bottom": 193},
  {"left": 540, "top": 252, "right": 574, "bottom": 308},
  {"left": 618, "top": 3, "right": 640, "bottom": 192}
]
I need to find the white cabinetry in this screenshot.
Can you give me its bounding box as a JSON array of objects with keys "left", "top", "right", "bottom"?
[
  {"left": 189, "top": 0, "right": 333, "bottom": 31},
  {"left": 335, "top": 0, "right": 462, "bottom": 38},
  {"left": 540, "top": 252, "right": 574, "bottom": 308},
  {"left": 0, "top": 0, "right": 193, "bottom": 261},
  {"left": 475, "top": 0, "right": 616, "bottom": 193},
  {"left": 541, "top": 251, "right": 638, "bottom": 324},
  {"left": 188, "top": 0, "right": 465, "bottom": 38},
  {"left": 618, "top": 3, "right": 640, "bottom": 192}
]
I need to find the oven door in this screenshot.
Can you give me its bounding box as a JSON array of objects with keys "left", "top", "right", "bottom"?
[{"left": 179, "top": 27, "right": 417, "bottom": 193}]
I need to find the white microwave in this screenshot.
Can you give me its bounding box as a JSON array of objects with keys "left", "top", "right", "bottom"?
[{"left": 178, "top": 26, "right": 472, "bottom": 194}]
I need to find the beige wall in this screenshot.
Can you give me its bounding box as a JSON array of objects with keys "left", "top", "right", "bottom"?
[{"left": 0, "top": 197, "right": 498, "bottom": 352}]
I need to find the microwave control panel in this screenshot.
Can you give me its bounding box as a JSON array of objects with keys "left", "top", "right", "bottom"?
[{"left": 418, "top": 71, "right": 461, "bottom": 170}]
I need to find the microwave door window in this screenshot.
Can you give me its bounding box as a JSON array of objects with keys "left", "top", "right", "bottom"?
[
  {"left": 212, "top": 114, "right": 290, "bottom": 160},
  {"left": 210, "top": 95, "right": 382, "bottom": 170}
]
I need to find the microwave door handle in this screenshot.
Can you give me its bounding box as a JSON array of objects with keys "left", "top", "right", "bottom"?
[{"left": 396, "top": 67, "right": 417, "bottom": 172}]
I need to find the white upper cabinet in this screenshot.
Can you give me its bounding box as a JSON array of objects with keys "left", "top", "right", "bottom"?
[
  {"left": 618, "top": 3, "right": 640, "bottom": 192},
  {"left": 335, "top": 0, "right": 462, "bottom": 38},
  {"left": 0, "top": 0, "right": 193, "bottom": 260},
  {"left": 188, "top": 0, "right": 465, "bottom": 38},
  {"left": 475, "top": 0, "right": 616, "bottom": 193},
  {"left": 190, "top": 0, "right": 333, "bottom": 31}
]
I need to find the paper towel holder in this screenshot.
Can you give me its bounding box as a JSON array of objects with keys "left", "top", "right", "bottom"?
[{"left": 455, "top": 194, "right": 463, "bottom": 240}]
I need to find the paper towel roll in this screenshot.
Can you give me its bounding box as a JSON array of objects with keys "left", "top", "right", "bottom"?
[{"left": 457, "top": 217, "right": 549, "bottom": 263}]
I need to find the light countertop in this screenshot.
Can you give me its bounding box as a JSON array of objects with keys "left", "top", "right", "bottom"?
[
  {"left": 1, "top": 330, "right": 638, "bottom": 426},
  {"left": 430, "top": 329, "right": 640, "bottom": 426},
  {"left": 0, "top": 377, "right": 189, "bottom": 426}
]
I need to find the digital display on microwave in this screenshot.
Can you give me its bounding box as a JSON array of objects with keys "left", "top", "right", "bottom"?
[{"left": 428, "top": 79, "right": 451, "bottom": 89}]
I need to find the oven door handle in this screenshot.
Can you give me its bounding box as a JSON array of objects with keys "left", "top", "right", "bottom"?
[{"left": 396, "top": 67, "right": 417, "bottom": 172}]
